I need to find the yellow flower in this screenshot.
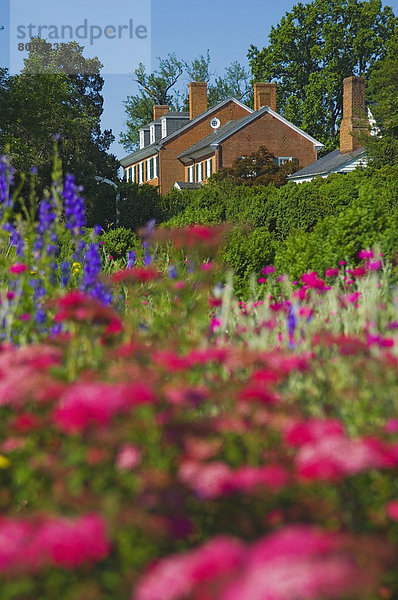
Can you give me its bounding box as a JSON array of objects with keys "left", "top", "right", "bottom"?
[
  {"left": 72, "top": 262, "right": 81, "bottom": 268},
  {"left": 0, "top": 455, "right": 10, "bottom": 469}
]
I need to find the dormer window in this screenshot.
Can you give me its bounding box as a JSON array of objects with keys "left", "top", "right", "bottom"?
[
  {"left": 150, "top": 125, "right": 155, "bottom": 144},
  {"left": 139, "top": 130, "right": 145, "bottom": 149},
  {"left": 161, "top": 118, "right": 167, "bottom": 138}
]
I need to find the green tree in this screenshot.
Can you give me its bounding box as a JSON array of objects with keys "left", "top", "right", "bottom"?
[
  {"left": 121, "top": 52, "right": 252, "bottom": 152},
  {"left": 366, "top": 35, "right": 398, "bottom": 165},
  {"left": 213, "top": 147, "right": 296, "bottom": 187},
  {"left": 248, "top": 0, "right": 396, "bottom": 151},
  {"left": 0, "top": 38, "right": 118, "bottom": 201}
]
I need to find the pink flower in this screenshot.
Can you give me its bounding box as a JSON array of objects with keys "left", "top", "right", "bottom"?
[
  {"left": 179, "top": 460, "right": 231, "bottom": 499},
  {"left": 9, "top": 263, "right": 28, "bottom": 274},
  {"left": 261, "top": 265, "right": 275, "bottom": 275},
  {"left": 54, "top": 381, "right": 154, "bottom": 433},
  {"left": 367, "top": 259, "right": 382, "bottom": 271},
  {"left": 325, "top": 268, "right": 339, "bottom": 277},
  {"left": 116, "top": 444, "right": 141, "bottom": 470},
  {"left": 133, "top": 537, "right": 245, "bottom": 600},
  {"left": 30, "top": 514, "right": 110, "bottom": 569},
  {"left": 301, "top": 272, "right": 330, "bottom": 290},
  {"left": 0, "top": 514, "right": 110, "bottom": 573},
  {"left": 284, "top": 419, "right": 345, "bottom": 448},
  {"left": 296, "top": 435, "right": 398, "bottom": 481},
  {"left": 384, "top": 419, "right": 398, "bottom": 434},
  {"left": 386, "top": 500, "right": 398, "bottom": 521},
  {"left": 225, "top": 465, "right": 289, "bottom": 493},
  {"left": 358, "top": 249, "right": 374, "bottom": 259},
  {"left": 257, "top": 278, "right": 267, "bottom": 283}
]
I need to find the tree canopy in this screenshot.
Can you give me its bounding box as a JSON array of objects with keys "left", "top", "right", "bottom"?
[
  {"left": 121, "top": 52, "right": 252, "bottom": 152},
  {"left": 212, "top": 147, "right": 296, "bottom": 188},
  {"left": 248, "top": 0, "right": 397, "bottom": 152},
  {"left": 0, "top": 38, "right": 118, "bottom": 199},
  {"left": 366, "top": 34, "right": 398, "bottom": 165}
]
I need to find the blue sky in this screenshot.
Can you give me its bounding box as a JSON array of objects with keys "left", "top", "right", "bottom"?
[{"left": 1, "top": 0, "right": 398, "bottom": 161}]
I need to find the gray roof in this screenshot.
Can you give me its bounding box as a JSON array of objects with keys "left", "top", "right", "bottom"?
[
  {"left": 288, "top": 147, "right": 366, "bottom": 180},
  {"left": 120, "top": 144, "right": 158, "bottom": 167},
  {"left": 174, "top": 181, "right": 203, "bottom": 190},
  {"left": 120, "top": 97, "right": 253, "bottom": 166}
]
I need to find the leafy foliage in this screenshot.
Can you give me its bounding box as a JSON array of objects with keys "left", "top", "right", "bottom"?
[
  {"left": 248, "top": 0, "right": 397, "bottom": 151},
  {"left": 213, "top": 147, "right": 296, "bottom": 187},
  {"left": 0, "top": 38, "right": 118, "bottom": 204}
]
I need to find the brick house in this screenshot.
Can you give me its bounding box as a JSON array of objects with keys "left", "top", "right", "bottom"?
[
  {"left": 288, "top": 76, "right": 369, "bottom": 183},
  {"left": 120, "top": 82, "right": 324, "bottom": 195}
]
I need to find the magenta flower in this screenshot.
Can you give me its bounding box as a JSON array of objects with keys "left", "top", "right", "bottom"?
[
  {"left": 358, "top": 249, "right": 374, "bottom": 260},
  {"left": 261, "top": 265, "right": 275, "bottom": 275},
  {"left": 9, "top": 263, "right": 28, "bottom": 274}
]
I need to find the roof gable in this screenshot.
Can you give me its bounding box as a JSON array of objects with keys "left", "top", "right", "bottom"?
[
  {"left": 120, "top": 97, "right": 252, "bottom": 166},
  {"left": 178, "top": 107, "right": 324, "bottom": 163}
]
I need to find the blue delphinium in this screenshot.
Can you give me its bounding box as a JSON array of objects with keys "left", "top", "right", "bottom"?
[
  {"left": 82, "top": 243, "right": 112, "bottom": 305},
  {"left": 0, "top": 155, "right": 14, "bottom": 210},
  {"left": 63, "top": 174, "right": 85, "bottom": 236},
  {"left": 127, "top": 250, "right": 136, "bottom": 268},
  {"left": 60, "top": 261, "right": 71, "bottom": 287}
]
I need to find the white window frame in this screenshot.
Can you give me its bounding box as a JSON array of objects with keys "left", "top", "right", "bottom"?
[
  {"left": 196, "top": 163, "right": 203, "bottom": 183},
  {"left": 161, "top": 118, "right": 167, "bottom": 138},
  {"left": 131, "top": 165, "right": 135, "bottom": 183},
  {"left": 146, "top": 158, "right": 151, "bottom": 180},
  {"left": 154, "top": 156, "right": 158, "bottom": 178},
  {"left": 188, "top": 165, "right": 194, "bottom": 183},
  {"left": 206, "top": 159, "right": 212, "bottom": 178},
  {"left": 277, "top": 156, "right": 292, "bottom": 166},
  {"left": 139, "top": 130, "right": 145, "bottom": 149},
  {"left": 150, "top": 125, "right": 155, "bottom": 144},
  {"left": 200, "top": 162, "right": 204, "bottom": 182},
  {"left": 139, "top": 162, "right": 144, "bottom": 184}
]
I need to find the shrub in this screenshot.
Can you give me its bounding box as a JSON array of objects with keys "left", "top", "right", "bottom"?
[{"left": 100, "top": 227, "right": 140, "bottom": 260}]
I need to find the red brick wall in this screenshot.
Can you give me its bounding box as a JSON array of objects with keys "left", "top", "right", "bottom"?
[
  {"left": 219, "top": 112, "right": 318, "bottom": 170},
  {"left": 159, "top": 101, "right": 250, "bottom": 194}
]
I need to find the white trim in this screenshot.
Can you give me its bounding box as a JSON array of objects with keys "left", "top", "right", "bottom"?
[
  {"left": 139, "top": 162, "right": 144, "bottom": 184},
  {"left": 150, "top": 125, "right": 155, "bottom": 144},
  {"left": 161, "top": 118, "right": 167, "bottom": 138},
  {"left": 139, "top": 130, "right": 145, "bottom": 149},
  {"left": 278, "top": 156, "right": 293, "bottom": 166},
  {"left": 188, "top": 165, "right": 194, "bottom": 183}
]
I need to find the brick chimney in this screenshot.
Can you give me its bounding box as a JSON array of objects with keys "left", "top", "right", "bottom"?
[
  {"left": 340, "top": 76, "right": 368, "bottom": 154},
  {"left": 153, "top": 105, "right": 169, "bottom": 121},
  {"left": 189, "top": 82, "right": 207, "bottom": 120},
  {"left": 254, "top": 82, "right": 277, "bottom": 111}
]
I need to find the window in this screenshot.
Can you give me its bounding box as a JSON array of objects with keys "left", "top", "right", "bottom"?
[
  {"left": 128, "top": 167, "right": 133, "bottom": 182},
  {"left": 139, "top": 130, "right": 145, "bottom": 149},
  {"left": 199, "top": 162, "right": 204, "bottom": 182},
  {"left": 277, "top": 156, "right": 292, "bottom": 166},
  {"left": 154, "top": 156, "right": 159, "bottom": 178},
  {"left": 161, "top": 118, "right": 167, "bottom": 138},
  {"left": 195, "top": 163, "right": 199, "bottom": 182},
  {"left": 205, "top": 159, "right": 213, "bottom": 178},
  {"left": 147, "top": 157, "right": 155, "bottom": 180},
  {"left": 150, "top": 125, "right": 155, "bottom": 144},
  {"left": 139, "top": 162, "right": 144, "bottom": 184},
  {"left": 131, "top": 165, "right": 135, "bottom": 183},
  {"left": 124, "top": 168, "right": 128, "bottom": 181},
  {"left": 188, "top": 165, "right": 194, "bottom": 183}
]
